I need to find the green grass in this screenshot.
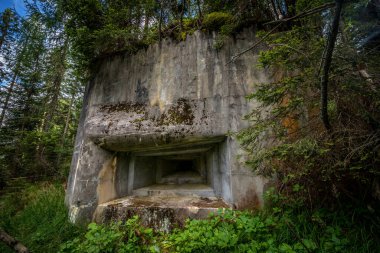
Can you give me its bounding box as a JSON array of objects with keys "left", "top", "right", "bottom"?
[{"left": 0, "top": 182, "right": 84, "bottom": 253}]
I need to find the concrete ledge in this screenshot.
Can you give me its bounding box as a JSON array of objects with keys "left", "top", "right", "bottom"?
[
  {"left": 90, "top": 134, "right": 226, "bottom": 152},
  {"left": 94, "top": 196, "right": 230, "bottom": 232},
  {"left": 132, "top": 184, "right": 215, "bottom": 198}
]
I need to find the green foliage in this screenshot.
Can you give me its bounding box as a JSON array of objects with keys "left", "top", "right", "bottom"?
[
  {"left": 59, "top": 207, "right": 379, "bottom": 253},
  {"left": 163, "top": 208, "right": 377, "bottom": 253},
  {"left": 0, "top": 183, "right": 84, "bottom": 253},
  {"left": 63, "top": 0, "right": 159, "bottom": 67},
  {"left": 202, "top": 12, "right": 233, "bottom": 31},
  {"left": 1, "top": 183, "right": 378, "bottom": 252},
  {"left": 238, "top": 1, "right": 380, "bottom": 208},
  {"left": 201, "top": 11, "right": 242, "bottom": 50},
  {"left": 61, "top": 0, "right": 276, "bottom": 67},
  {"left": 60, "top": 217, "right": 157, "bottom": 253},
  {"left": 165, "top": 210, "right": 277, "bottom": 253},
  {"left": 162, "top": 17, "right": 199, "bottom": 42}
]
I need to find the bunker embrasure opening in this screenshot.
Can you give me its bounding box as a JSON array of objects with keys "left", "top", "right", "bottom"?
[
  {"left": 133, "top": 154, "right": 213, "bottom": 198},
  {"left": 113, "top": 145, "right": 224, "bottom": 200}
]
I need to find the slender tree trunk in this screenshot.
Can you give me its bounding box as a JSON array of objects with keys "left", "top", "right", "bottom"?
[
  {"left": 21, "top": 85, "right": 35, "bottom": 132},
  {"left": 0, "top": 66, "right": 19, "bottom": 127},
  {"left": 0, "top": 24, "right": 9, "bottom": 51},
  {"left": 144, "top": 8, "right": 150, "bottom": 38},
  {"left": 320, "top": 0, "right": 344, "bottom": 131},
  {"left": 56, "top": 92, "right": 75, "bottom": 167},
  {"left": 270, "top": 0, "right": 281, "bottom": 20},
  {"left": 43, "top": 41, "right": 68, "bottom": 132},
  {"left": 158, "top": 1, "right": 163, "bottom": 42},
  {"left": 0, "top": 10, "right": 12, "bottom": 52},
  {"left": 180, "top": 0, "right": 185, "bottom": 32},
  {"left": 196, "top": 0, "right": 202, "bottom": 18},
  {"left": 0, "top": 36, "right": 29, "bottom": 127}
]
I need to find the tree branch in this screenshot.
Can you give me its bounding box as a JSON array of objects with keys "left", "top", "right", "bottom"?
[
  {"left": 264, "top": 2, "right": 336, "bottom": 25},
  {"left": 227, "top": 23, "right": 282, "bottom": 65},
  {"left": 0, "top": 229, "right": 29, "bottom": 253},
  {"left": 227, "top": 2, "right": 336, "bottom": 65}
]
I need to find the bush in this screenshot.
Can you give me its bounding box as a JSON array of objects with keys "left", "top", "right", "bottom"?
[
  {"left": 162, "top": 18, "right": 198, "bottom": 42},
  {"left": 163, "top": 208, "right": 377, "bottom": 253},
  {"left": 60, "top": 217, "right": 158, "bottom": 253},
  {"left": 202, "top": 12, "right": 233, "bottom": 31},
  {"left": 59, "top": 208, "right": 376, "bottom": 253}
]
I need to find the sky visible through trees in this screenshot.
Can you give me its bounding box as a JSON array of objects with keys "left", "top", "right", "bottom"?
[{"left": 0, "top": 0, "right": 27, "bottom": 16}]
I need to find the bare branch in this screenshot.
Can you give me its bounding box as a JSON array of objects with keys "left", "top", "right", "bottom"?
[
  {"left": 227, "top": 2, "right": 336, "bottom": 65},
  {"left": 226, "top": 23, "right": 282, "bottom": 65},
  {"left": 0, "top": 229, "right": 29, "bottom": 253},
  {"left": 264, "top": 2, "right": 336, "bottom": 26}
]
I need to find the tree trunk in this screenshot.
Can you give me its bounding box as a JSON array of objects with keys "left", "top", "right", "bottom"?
[
  {"left": 180, "top": 0, "right": 185, "bottom": 32},
  {"left": 320, "top": 0, "right": 344, "bottom": 131},
  {"left": 158, "top": 0, "right": 163, "bottom": 42},
  {"left": 270, "top": 0, "right": 281, "bottom": 20},
  {"left": 0, "top": 36, "right": 29, "bottom": 127},
  {"left": 56, "top": 92, "right": 75, "bottom": 167},
  {"left": 0, "top": 66, "right": 19, "bottom": 127},
  {"left": 0, "top": 22, "right": 9, "bottom": 51},
  {"left": 196, "top": 0, "right": 202, "bottom": 18},
  {"left": 0, "top": 9, "right": 12, "bottom": 52},
  {"left": 43, "top": 43, "right": 68, "bottom": 132},
  {"left": 0, "top": 229, "right": 29, "bottom": 253}
]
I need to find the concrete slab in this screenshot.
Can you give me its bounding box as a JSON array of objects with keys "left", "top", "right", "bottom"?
[
  {"left": 94, "top": 195, "right": 231, "bottom": 232},
  {"left": 132, "top": 183, "right": 215, "bottom": 197}
]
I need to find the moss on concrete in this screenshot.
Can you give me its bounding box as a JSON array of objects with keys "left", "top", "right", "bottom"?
[
  {"left": 156, "top": 98, "right": 195, "bottom": 126},
  {"left": 100, "top": 102, "right": 146, "bottom": 114}
]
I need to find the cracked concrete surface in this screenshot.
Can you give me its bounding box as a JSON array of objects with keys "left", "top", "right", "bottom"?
[{"left": 66, "top": 28, "right": 273, "bottom": 227}]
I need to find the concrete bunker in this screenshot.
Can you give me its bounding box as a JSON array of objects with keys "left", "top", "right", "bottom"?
[{"left": 66, "top": 29, "right": 272, "bottom": 229}]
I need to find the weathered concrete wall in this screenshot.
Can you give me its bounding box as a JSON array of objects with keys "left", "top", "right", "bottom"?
[{"left": 66, "top": 28, "right": 273, "bottom": 224}]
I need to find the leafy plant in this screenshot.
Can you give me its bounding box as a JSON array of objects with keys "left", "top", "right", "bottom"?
[
  {"left": 163, "top": 207, "right": 377, "bottom": 253},
  {"left": 60, "top": 216, "right": 158, "bottom": 253},
  {"left": 202, "top": 12, "right": 233, "bottom": 31}
]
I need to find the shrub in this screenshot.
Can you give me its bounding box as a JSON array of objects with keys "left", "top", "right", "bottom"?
[
  {"left": 59, "top": 216, "right": 158, "bottom": 253},
  {"left": 163, "top": 208, "right": 378, "bottom": 253},
  {"left": 202, "top": 12, "right": 233, "bottom": 31},
  {"left": 162, "top": 18, "right": 198, "bottom": 41}
]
